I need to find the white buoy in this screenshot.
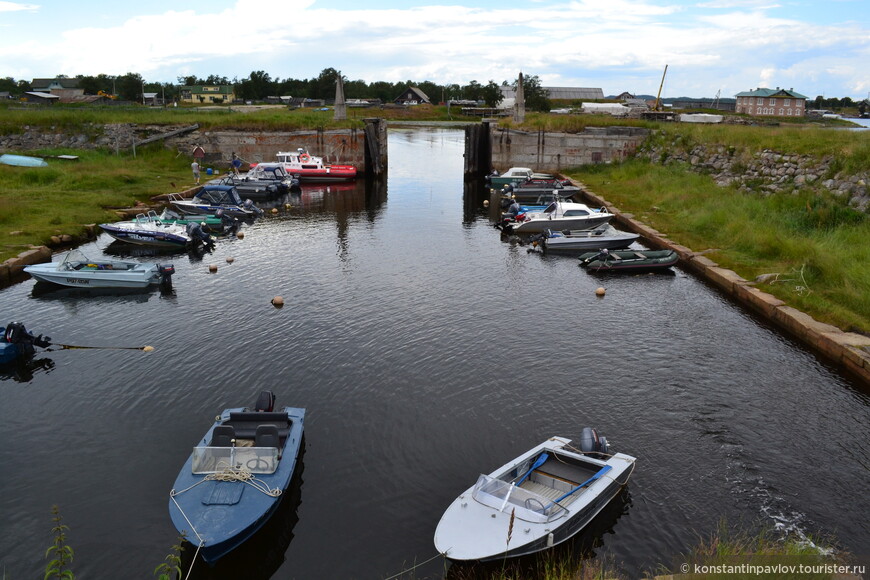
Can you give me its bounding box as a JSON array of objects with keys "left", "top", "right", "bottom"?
[
  {"left": 226, "top": 257, "right": 234, "bottom": 264},
  {"left": 143, "top": 345, "right": 154, "bottom": 352},
  {"left": 237, "top": 231, "right": 245, "bottom": 239},
  {"left": 271, "top": 296, "right": 284, "bottom": 308},
  {"left": 271, "top": 208, "right": 278, "bottom": 214},
  {"left": 483, "top": 199, "right": 489, "bottom": 208},
  {"left": 595, "top": 287, "right": 606, "bottom": 297},
  {"left": 208, "top": 264, "right": 218, "bottom": 273}
]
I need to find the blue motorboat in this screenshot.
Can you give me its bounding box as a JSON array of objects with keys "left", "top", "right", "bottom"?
[
  {"left": 1, "top": 322, "right": 51, "bottom": 364},
  {"left": 168, "top": 185, "right": 263, "bottom": 218},
  {"left": 169, "top": 391, "right": 305, "bottom": 564}
]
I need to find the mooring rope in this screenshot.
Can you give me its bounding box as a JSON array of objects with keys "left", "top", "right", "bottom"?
[{"left": 381, "top": 551, "right": 445, "bottom": 580}]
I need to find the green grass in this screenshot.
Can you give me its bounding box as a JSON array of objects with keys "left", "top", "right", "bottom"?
[
  {"left": 567, "top": 160, "right": 870, "bottom": 334},
  {"left": 661, "top": 521, "right": 854, "bottom": 580},
  {"left": 0, "top": 145, "right": 192, "bottom": 254}
]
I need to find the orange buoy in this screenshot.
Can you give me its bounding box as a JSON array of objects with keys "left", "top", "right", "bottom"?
[
  {"left": 595, "top": 287, "right": 606, "bottom": 297},
  {"left": 208, "top": 264, "right": 218, "bottom": 273},
  {"left": 271, "top": 296, "right": 284, "bottom": 308},
  {"left": 237, "top": 231, "right": 245, "bottom": 239}
]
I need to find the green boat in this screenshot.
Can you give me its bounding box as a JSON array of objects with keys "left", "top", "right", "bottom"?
[
  {"left": 578, "top": 249, "right": 678, "bottom": 272},
  {"left": 156, "top": 209, "right": 240, "bottom": 235}
]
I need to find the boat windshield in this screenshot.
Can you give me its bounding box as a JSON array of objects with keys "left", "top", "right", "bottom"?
[
  {"left": 471, "top": 474, "right": 567, "bottom": 523},
  {"left": 191, "top": 446, "right": 279, "bottom": 475}
]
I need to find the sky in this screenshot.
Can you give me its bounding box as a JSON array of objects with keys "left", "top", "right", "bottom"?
[{"left": 1, "top": 0, "right": 868, "bottom": 100}]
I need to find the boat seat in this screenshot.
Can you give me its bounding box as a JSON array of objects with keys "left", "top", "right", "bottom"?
[
  {"left": 225, "top": 411, "right": 291, "bottom": 440},
  {"left": 211, "top": 425, "right": 235, "bottom": 447},
  {"left": 254, "top": 424, "right": 281, "bottom": 449},
  {"left": 634, "top": 252, "right": 648, "bottom": 259}
]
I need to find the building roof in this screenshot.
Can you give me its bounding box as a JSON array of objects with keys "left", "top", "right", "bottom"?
[
  {"left": 178, "top": 85, "right": 235, "bottom": 95},
  {"left": 500, "top": 86, "right": 604, "bottom": 100},
  {"left": 25, "top": 91, "right": 60, "bottom": 100},
  {"left": 31, "top": 78, "right": 80, "bottom": 90},
  {"left": 734, "top": 87, "right": 808, "bottom": 99},
  {"left": 395, "top": 86, "right": 431, "bottom": 103}
]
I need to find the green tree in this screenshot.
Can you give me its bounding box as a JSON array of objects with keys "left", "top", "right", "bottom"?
[
  {"left": 481, "top": 80, "right": 503, "bottom": 107},
  {"left": 310, "top": 68, "right": 342, "bottom": 100},
  {"left": 237, "top": 70, "right": 274, "bottom": 101},
  {"left": 116, "top": 72, "right": 145, "bottom": 102},
  {"left": 177, "top": 75, "right": 200, "bottom": 86},
  {"left": 0, "top": 76, "right": 19, "bottom": 95}
]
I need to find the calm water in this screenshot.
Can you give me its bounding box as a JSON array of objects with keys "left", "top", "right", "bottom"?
[{"left": 1, "top": 127, "right": 868, "bottom": 579}]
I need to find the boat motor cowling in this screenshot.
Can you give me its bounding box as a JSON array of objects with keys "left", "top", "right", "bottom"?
[
  {"left": 4, "top": 322, "right": 51, "bottom": 349},
  {"left": 578, "top": 427, "right": 609, "bottom": 458},
  {"left": 158, "top": 264, "right": 175, "bottom": 287},
  {"left": 186, "top": 222, "right": 215, "bottom": 246},
  {"left": 255, "top": 390, "right": 276, "bottom": 412}
]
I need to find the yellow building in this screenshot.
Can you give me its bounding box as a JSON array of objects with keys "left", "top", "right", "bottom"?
[{"left": 178, "top": 85, "right": 235, "bottom": 104}]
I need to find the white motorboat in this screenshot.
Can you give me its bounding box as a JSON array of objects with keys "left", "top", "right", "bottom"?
[
  {"left": 434, "top": 431, "right": 635, "bottom": 561},
  {"left": 530, "top": 226, "right": 639, "bottom": 253},
  {"left": 486, "top": 167, "right": 555, "bottom": 188},
  {"left": 23, "top": 250, "right": 175, "bottom": 289},
  {"left": 503, "top": 200, "right": 614, "bottom": 234}
]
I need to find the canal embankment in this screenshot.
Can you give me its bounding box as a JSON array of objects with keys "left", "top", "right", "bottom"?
[{"left": 576, "top": 183, "right": 870, "bottom": 383}]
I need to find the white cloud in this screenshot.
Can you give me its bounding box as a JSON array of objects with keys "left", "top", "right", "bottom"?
[{"left": 0, "top": 1, "right": 38, "bottom": 12}]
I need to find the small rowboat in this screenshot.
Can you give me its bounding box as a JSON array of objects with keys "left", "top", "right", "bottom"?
[{"left": 578, "top": 248, "right": 679, "bottom": 272}]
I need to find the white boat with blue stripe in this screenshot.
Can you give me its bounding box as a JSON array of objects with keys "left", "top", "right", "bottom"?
[{"left": 434, "top": 430, "right": 635, "bottom": 561}]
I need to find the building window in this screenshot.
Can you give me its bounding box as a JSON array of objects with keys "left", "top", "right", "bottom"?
[
  {"left": 757, "top": 97, "right": 763, "bottom": 105},
  {"left": 779, "top": 108, "right": 784, "bottom": 115},
  {"left": 785, "top": 99, "right": 791, "bottom": 106}
]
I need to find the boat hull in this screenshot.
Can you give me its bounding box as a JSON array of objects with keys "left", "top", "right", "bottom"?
[
  {"left": 168, "top": 406, "right": 305, "bottom": 564},
  {"left": 100, "top": 224, "right": 190, "bottom": 248},
  {"left": 0, "top": 153, "right": 48, "bottom": 167},
  {"left": 24, "top": 263, "right": 165, "bottom": 288},
  {"left": 434, "top": 438, "right": 635, "bottom": 561},
  {"left": 579, "top": 249, "right": 679, "bottom": 272},
  {"left": 509, "top": 214, "right": 612, "bottom": 234},
  {"left": 284, "top": 166, "right": 357, "bottom": 182},
  {"left": 538, "top": 229, "right": 639, "bottom": 253}
]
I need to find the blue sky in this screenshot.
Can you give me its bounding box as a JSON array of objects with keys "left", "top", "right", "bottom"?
[{"left": 1, "top": 0, "right": 867, "bottom": 99}]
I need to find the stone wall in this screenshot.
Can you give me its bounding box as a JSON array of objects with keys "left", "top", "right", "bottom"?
[
  {"left": 490, "top": 126, "right": 649, "bottom": 173},
  {"left": 637, "top": 136, "right": 870, "bottom": 212}
]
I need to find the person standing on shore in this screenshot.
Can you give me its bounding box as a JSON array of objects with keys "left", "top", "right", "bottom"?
[{"left": 191, "top": 160, "right": 200, "bottom": 184}]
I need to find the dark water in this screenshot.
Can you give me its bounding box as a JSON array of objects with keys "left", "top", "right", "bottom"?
[{"left": 1, "top": 127, "right": 868, "bottom": 579}]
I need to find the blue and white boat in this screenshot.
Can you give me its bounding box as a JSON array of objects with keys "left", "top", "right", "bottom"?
[
  {"left": 434, "top": 430, "right": 635, "bottom": 561},
  {"left": 169, "top": 391, "right": 305, "bottom": 564},
  {"left": 100, "top": 212, "right": 214, "bottom": 249}
]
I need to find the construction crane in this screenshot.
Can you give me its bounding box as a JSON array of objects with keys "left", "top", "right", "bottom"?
[{"left": 654, "top": 65, "right": 668, "bottom": 111}]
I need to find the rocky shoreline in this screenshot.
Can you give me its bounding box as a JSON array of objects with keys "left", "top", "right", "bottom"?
[{"left": 637, "top": 137, "right": 870, "bottom": 212}]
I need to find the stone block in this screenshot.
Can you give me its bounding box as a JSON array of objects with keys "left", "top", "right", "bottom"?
[
  {"left": 733, "top": 285, "right": 785, "bottom": 317},
  {"left": 702, "top": 266, "right": 744, "bottom": 294}
]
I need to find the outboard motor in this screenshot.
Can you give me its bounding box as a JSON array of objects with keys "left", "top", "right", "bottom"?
[
  {"left": 186, "top": 222, "right": 214, "bottom": 247},
  {"left": 288, "top": 176, "right": 301, "bottom": 193},
  {"left": 578, "top": 427, "right": 609, "bottom": 459},
  {"left": 4, "top": 322, "right": 51, "bottom": 349},
  {"left": 215, "top": 208, "right": 240, "bottom": 234},
  {"left": 243, "top": 198, "right": 264, "bottom": 216},
  {"left": 255, "top": 390, "right": 276, "bottom": 412},
  {"left": 157, "top": 264, "right": 175, "bottom": 288}
]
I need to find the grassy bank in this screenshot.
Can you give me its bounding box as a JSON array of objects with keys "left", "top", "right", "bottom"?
[
  {"left": 564, "top": 121, "right": 870, "bottom": 335},
  {"left": 567, "top": 160, "right": 870, "bottom": 334},
  {"left": 0, "top": 145, "right": 191, "bottom": 256}
]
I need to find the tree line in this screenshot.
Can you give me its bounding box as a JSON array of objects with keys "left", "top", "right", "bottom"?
[{"left": 0, "top": 68, "right": 555, "bottom": 111}]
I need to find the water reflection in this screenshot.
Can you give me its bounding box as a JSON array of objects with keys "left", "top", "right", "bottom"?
[{"left": 0, "top": 355, "right": 56, "bottom": 383}]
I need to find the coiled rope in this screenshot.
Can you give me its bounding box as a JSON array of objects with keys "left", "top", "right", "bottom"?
[{"left": 168, "top": 462, "right": 283, "bottom": 580}]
